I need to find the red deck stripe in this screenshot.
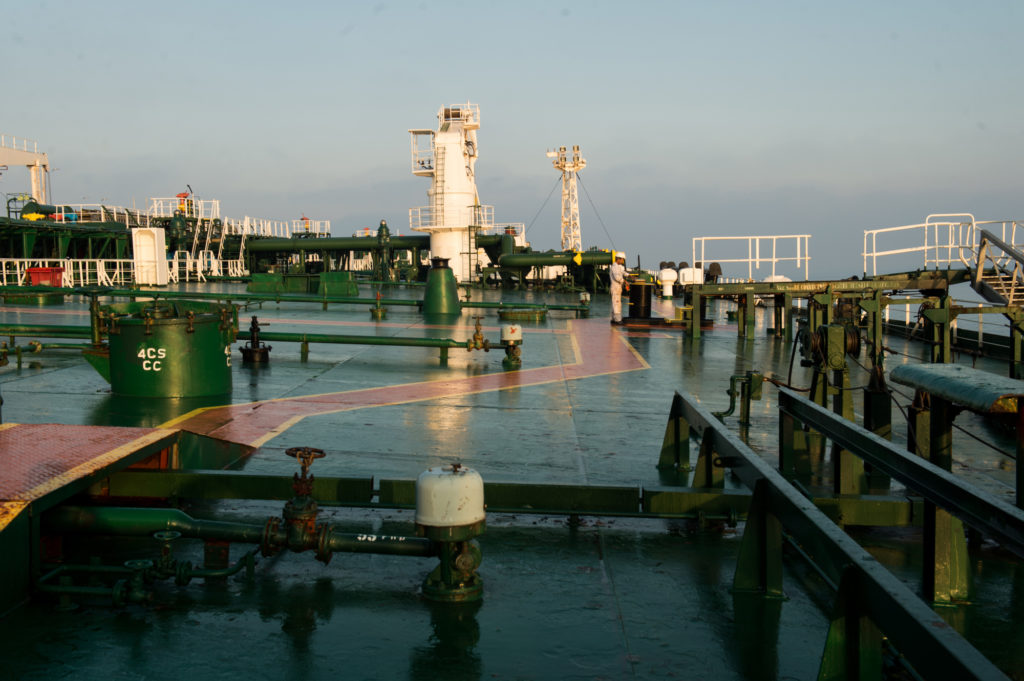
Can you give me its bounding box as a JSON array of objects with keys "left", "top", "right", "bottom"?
[{"left": 170, "top": 319, "right": 646, "bottom": 448}]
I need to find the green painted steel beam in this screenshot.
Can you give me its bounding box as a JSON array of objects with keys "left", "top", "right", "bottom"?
[
  {"left": 86, "top": 470, "right": 916, "bottom": 526},
  {"left": 777, "top": 387, "right": 1024, "bottom": 551},
  {"left": 672, "top": 390, "right": 1011, "bottom": 681},
  {"left": 686, "top": 273, "right": 963, "bottom": 298},
  {"left": 87, "top": 469, "right": 374, "bottom": 503}
]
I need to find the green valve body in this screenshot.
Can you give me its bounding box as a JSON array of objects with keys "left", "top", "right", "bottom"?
[
  {"left": 422, "top": 258, "right": 462, "bottom": 317},
  {"left": 103, "top": 301, "right": 234, "bottom": 398}
]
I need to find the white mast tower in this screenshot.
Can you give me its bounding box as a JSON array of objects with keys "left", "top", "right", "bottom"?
[
  {"left": 547, "top": 145, "right": 586, "bottom": 252},
  {"left": 409, "top": 103, "right": 492, "bottom": 283}
]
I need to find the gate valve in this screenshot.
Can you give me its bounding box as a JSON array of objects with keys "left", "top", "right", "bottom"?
[
  {"left": 279, "top": 447, "right": 327, "bottom": 553},
  {"left": 467, "top": 317, "right": 490, "bottom": 352}
]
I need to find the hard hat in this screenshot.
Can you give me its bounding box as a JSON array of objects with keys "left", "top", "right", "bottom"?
[{"left": 616, "top": 251, "right": 626, "bottom": 260}]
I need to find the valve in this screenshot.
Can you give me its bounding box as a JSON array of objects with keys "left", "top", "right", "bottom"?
[
  {"left": 370, "top": 291, "right": 387, "bottom": 320},
  {"left": 260, "top": 447, "right": 327, "bottom": 558},
  {"left": 467, "top": 317, "right": 490, "bottom": 352},
  {"left": 240, "top": 315, "right": 272, "bottom": 363},
  {"left": 501, "top": 324, "right": 522, "bottom": 369}
]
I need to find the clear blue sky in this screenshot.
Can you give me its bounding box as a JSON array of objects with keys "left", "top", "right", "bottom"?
[{"left": 3, "top": 1, "right": 1021, "bottom": 277}]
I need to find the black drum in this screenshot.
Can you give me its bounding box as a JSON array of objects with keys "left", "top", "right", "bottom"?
[{"left": 628, "top": 281, "right": 653, "bottom": 319}]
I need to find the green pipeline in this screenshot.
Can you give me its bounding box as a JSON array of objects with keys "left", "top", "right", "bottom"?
[
  {"left": 245, "top": 235, "right": 431, "bottom": 252},
  {"left": 240, "top": 330, "right": 507, "bottom": 351},
  {"left": 45, "top": 506, "right": 435, "bottom": 557},
  {"left": 497, "top": 251, "right": 614, "bottom": 268},
  {"left": 0, "top": 324, "right": 92, "bottom": 338}
]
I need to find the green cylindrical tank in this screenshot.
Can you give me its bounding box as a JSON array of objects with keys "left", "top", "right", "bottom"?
[
  {"left": 422, "top": 257, "right": 461, "bottom": 317},
  {"left": 102, "top": 300, "right": 235, "bottom": 398}
]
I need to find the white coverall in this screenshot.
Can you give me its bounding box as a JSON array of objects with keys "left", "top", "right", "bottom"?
[{"left": 609, "top": 260, "right": 626, "bottom": 322}]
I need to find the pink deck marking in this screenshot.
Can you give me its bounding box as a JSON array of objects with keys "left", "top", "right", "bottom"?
[{"left": 168, "top": 319, "right": 646, "bottom": 448}]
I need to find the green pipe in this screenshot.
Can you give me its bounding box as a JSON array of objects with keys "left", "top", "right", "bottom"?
[
  {"left": 359, "top": 280, "right": 426, "bottom": 287},
  {"left": 39, "top": 342, "right": 92, "bottom": 350},
  {"left": 111, "top": 289, "right": 421, "bottom": 308},
  {"left": 46, "top": 506, "right": 267, "bottom": 543},
  {"left": 46, "top": 506, "right": 435, "bottom": 558},
  {"left": 462, "top": 301, "right": 588, "bottom": 312},
  {"left": 497, "top": 251, "right": 614, "bottom": 268},
  {"left": 241, "top": 330, "right": 506, "bottom": 351},
  {"left": 0, "top": 324, "right": 92, "bottom": 338},
  {"left": 246, "top": 235, "right": 431, "bottom": 252},
  {"left": 0, "top": 285, "right": 422, "bottom": 308},
  {"left": 0, "top": 285, "right": 585, "bottom": 313},
  {"left": 326, "top": 534, "right": 434, "bottom": 557}
]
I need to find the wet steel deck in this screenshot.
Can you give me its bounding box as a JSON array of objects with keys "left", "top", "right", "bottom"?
[{"left": 0, "top": 284, "right": 1021, "bottom": 679}]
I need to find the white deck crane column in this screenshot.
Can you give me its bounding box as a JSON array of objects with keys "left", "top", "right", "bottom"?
[
  {"left": 0, "top": 136, "right": 49, "bottom": 203},
  {"left": 547, "top": 145, "right": 586, "bottom": 252},
  {"left": 409, "top": 103, "right": 492, "bottom": 283}
]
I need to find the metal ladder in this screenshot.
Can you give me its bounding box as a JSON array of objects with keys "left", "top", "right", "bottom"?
[
  {"left": 432, "top": 146, "right": 445, "bottom": 226},
  {"left": 971, "top": 229, "right": 1024, "bottom": 306}
]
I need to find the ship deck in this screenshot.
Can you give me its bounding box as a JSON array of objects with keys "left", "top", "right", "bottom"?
[{"left": 0, "top": 283, "right": 1021, "bottom": 680}]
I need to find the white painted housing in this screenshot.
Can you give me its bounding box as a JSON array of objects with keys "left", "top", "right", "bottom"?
[{"left": 415, "top": 465, "right": 486, "bottom": 529}]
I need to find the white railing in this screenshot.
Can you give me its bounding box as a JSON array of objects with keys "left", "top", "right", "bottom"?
[
  {"left": 881, "top": 296, "right": 1013, "bottom": 352},
  {"left": 409, "top": 204, "right": 495, "bottom": 231},
  {"left": 439, "top": 102, "right": 480, "bottom": 128},
  {"left": 290, "top": 218, "right": 330, "bottom": 236},
  {"left": 692, "top": 234, "right": 811, "bottom": 281},
  {"left": 222, "top": 216, "right": 321, "bottom": 238},
  {"left": 225, "top": 259, "right": 248, "bottom": 277},
  {"left": 409, "top": 206, "right": 435, "bottom": 230},
  {"left": 51, "top": 204, "right": 150, "bottom": 227},
  {"left": 0, "top": 135, "right": 40, "bottom": 153},
  {"left": 170, "top": 251, "right": 205, "bottom": 283},
  {"left": 482, "top": 222, "right": 525, "bottom": 237},
  {"left": 862, "top": 215, "right": 1024, "bottom": 277},
  {"left": 147, "top": 197, "right": 221, "bottom": 220},
  {"left": 0, "top": 259, "right": 135, "bottom": 287},
  {"left": 410, "top": 130, "right": 435, "bottom": 174}
]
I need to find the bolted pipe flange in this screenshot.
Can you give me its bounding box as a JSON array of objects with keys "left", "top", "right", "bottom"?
[
  {"left": 314, "top": 523, "right": 334, "bottom": 565},
  {"left": 261, "top": 517, "right": 283, "bottom": 557}
]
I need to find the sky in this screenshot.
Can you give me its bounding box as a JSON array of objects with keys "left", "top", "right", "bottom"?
[{"left": 2, "top": 1, "right": 1021, "bottom": 279}]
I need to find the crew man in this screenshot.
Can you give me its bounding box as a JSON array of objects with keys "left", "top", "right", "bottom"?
[{"left": 609, "top": 252, "right": 627, "bottom": 324}]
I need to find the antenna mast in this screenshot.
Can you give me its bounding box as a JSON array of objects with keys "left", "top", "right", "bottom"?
[{"left": 548, "top": 145, "right": 586, "bottom": 251}]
